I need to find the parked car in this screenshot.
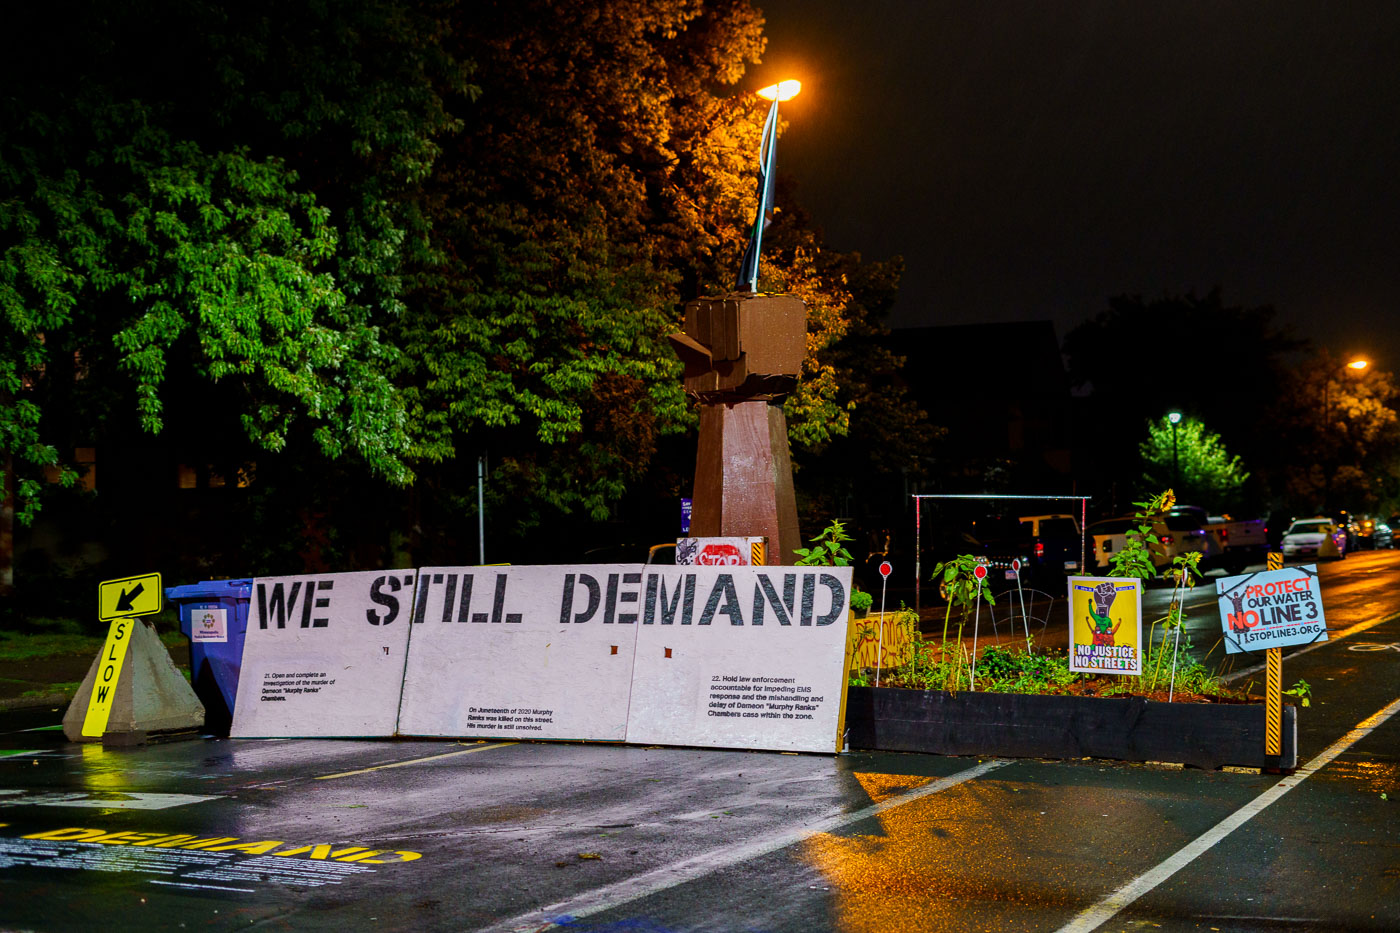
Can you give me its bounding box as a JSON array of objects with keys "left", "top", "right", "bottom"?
[
  {"left": 1017, "top": 513, "right": 1085, "bottom": 574},
  {"left": 1356, "top": 516, "right": 1394, "bottom": 550},
  {"left": 1086, "top": 511, "right": 1220, "bottom": 577},
  {"left": 1280, "top": 517, "right": 1347, "bottom": 560},
  {"left": 1163, "top": 505, "right": 1269, "bottom": 575},
  {"left": 962, "top": 516, "right": 1045, "bottom": 588}
]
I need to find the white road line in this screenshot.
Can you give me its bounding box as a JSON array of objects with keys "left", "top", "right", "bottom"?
[
  {"left": 490, "top": 758, "right": 1012, "bottom": 933},
  {"left": 149, "top": 879, "right": 256, "bottom": 893},
  {"left": 1055, "top": 696, "right": 1400, "bottom": 933},
  {"left": 1223, "top": 609, "right": 1400, "bottom": 682},
  {"left": 316, "top": 742, "right": 515, "bottom": 780},
  {"left": 0, "top": 790, "right": 222, "bottom": 810}
]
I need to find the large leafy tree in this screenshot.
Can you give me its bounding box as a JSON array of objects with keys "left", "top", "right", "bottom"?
[
  {"left": 396, "top": 0, "right": 772, "bottom": 549},
  {"left": 1139, "top": 415, "right": 1249, "bottom": 511},
  {"left": 1, "top": 0, "right": 474, "bottom": 534},
  {"left": 1269, "top": 351, "right": 1400, "bottom": 514},
  {"left": 4, "top": 0, "right": 917, "bottom": 578}
]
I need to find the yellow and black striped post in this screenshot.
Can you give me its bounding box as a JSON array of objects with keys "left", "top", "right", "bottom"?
[
  {"left": 750, "top": 539, "right": 766, "bottom": 566},
  {"left": 1265, "top": 647, "right": 1282, "bottom": 757},
  {"left": 1262, "top": 553, "right": 1284, "bottom": 759}
]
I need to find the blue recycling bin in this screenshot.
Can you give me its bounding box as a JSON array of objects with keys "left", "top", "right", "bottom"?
[{"left": 166, "top": 579, "right": 252, "bottom": 734}]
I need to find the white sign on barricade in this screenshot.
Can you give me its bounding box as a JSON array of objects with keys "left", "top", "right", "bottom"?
[
  {"left": 395, "top": 566, "right": 642, "bottom": 741},
  {"left": 626, "top": 566, "right": 852, "bottom": 754},
  {"left": 231, "top": 570, "right": 417, "bottom": 738},
  {"left": 676, "top": 537, "right": 765, "bottom": 566}
]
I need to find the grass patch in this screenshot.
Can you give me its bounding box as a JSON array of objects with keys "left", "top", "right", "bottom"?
[
  {"left": 21, "top": 682, "right": 80, "bottom": 698},
  {"left": 0, "top": 619, "right": 190, "bottom": 663},
  {"left": 0, "top": 631, "right": 103, "bottom": 661}
]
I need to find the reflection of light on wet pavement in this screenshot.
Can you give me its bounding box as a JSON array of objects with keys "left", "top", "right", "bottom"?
[
  {"left": 1314, "top": 758, "right": 1399, "bottom": 794},
  {"left": 78, "top": 743, "right": 130, "bottom": 794},
  {"left": 847, "top": 772, "right": 936, "bottom": 805},
  {"left": 799, "top": 772, "right": 1198, "bottom": 932}
]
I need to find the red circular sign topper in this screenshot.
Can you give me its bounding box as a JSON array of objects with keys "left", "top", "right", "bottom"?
[
  {"left": 973, "top": 563, "right": 988, "bottom": 580},
  {"left": 1011, "top": 558, "right": 1021, "bottom": 573},
  {"left": 879, "top": 561, "right": 892, "bottom": 578}
]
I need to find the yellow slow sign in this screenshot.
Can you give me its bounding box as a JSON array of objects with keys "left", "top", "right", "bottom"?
[{"left": 81, "top": 617, "right": 137, "bottom": 738}]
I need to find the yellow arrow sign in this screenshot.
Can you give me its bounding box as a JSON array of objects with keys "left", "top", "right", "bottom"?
[{"left": 98, "top": 573, "right": 162, "bottom": 621}]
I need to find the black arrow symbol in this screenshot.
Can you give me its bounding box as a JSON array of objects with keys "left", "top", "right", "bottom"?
[{"left": 115, "top": 582, "right": 145, "bottom": 612}]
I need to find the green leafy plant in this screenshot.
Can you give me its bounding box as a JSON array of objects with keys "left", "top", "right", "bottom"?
[
  {"left": 1109, "top": 489, "right": 1176, "bottom": 580},
  {"left": 1284, "top": 679, "right": 1312, "bottom": 707},
  {"left": 929, "top": 555, "right": 996, "bottom": 690},
  {"left": 794, "top": 520, "right": 855, "bottom": 567},
  {"left": 1145, "top": 549, "right": 1204, "bottom": 692},
  {"left": 850, "top": 589, "right": 874, "bottom": 613}
]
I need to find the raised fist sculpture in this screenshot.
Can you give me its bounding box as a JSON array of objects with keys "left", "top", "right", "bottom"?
[{"left": 668, "top": 293, "right": 807, "bottom": 564}]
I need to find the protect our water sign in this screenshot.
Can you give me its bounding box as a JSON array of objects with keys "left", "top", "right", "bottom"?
[{"left": 1216, "top": 564, "right": 1327, "bottom": 654}]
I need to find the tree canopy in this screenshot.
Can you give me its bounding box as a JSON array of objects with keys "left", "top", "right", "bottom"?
[
  {"left": 2, "top": 0, "right": 474, "bottom": 530},
  {"left": 1139, "top": 415, "right": 1249, "bottom": 512},
  {"left": 1269, "top": 350, "right": 1399, "bottom": 514},
  {"left": 3, "top": 0, "right": 919, "bottom": 576}
]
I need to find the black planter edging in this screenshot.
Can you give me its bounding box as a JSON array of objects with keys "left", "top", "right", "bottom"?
[{"left": 845, "top": 686, "right": 1297, "bottom": 770}]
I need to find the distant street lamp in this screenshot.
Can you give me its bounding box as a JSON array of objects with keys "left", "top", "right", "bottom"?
[
  {"left": 736, "top": 80, "right": 801, "bottom": 293},
  {"left": 1167, "top": 410, "right": 1182, "bottom": 490}
]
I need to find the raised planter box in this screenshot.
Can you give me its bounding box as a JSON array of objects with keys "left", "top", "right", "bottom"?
[{"left": 845, "top": 686, "right": 1297, "bottom": 770}]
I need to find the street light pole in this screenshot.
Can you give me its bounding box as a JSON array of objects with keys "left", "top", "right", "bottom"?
[
  {"left": 1324, "top": 357, "right": 1370, "bottom": 513},
  {"left": 1167, "top": 411, "right": 1182, "bottom": 490},
  {"left": 736, "top": 80, "right": 800, "bottom": 293}
]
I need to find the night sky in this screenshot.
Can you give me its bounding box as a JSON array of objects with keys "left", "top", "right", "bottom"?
[{"left": 753, "top": 1, "right": 1400, "bottom": 366}]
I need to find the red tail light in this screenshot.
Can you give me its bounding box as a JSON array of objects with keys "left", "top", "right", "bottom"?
[
  {"left": 1159, "top": 535, "right": 1174, "bottom": 546},
  {"left": 1218, "top": 527, "right": 1228, "bottom": 541}
]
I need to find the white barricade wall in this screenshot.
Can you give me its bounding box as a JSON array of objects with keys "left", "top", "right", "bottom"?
[
  {"left": 231, "top": 570, "right": 417, "bottom": 738},
  {"left": 395, "top": 566, "right": 642, "bottom": 741},
  {"left": 625, "top": 566, "right": 852, "bottom": 753}
]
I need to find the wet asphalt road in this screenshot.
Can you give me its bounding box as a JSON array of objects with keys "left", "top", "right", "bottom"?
[{"left": 0, "top": 554, "right": 1397, "bottom": 932}]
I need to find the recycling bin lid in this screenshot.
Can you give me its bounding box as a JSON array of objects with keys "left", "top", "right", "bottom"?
[{"left": 165, "top": 579, "right": 254, "bottom": 600}]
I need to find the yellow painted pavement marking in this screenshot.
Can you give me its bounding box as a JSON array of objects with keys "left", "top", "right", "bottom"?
[{"left": 316, "top": 742, "right": 515, "bottom": 780}]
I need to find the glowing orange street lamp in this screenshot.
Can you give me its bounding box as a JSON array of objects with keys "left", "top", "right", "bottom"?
[
  {"left": 1347, "top": 358, "right": 1369, "bottom": 371},
  {"left": 757, "top": 79, "right": 802, "bottom": 102}
]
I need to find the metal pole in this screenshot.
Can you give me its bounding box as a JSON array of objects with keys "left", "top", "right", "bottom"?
[
  {"left": 1172, "top": 420, "right": 1179, "bottom": 489},
  {"left": 477, "top": 455, "right": 486, "bottom": 565},
  {"left": 970, "top": 587, "right": 982, "bottom": 691},
  {"left": 1016, "top": 571, "right": 1031, "bottom": 651},
  {"left": 1167, "top": 570, "right": 1184, "bottom": 701},
  {"left": 875, "top": 574, "right": 888, "bottom": 688},
  {"left": 1081, "top": 497, "right": 1087, "bottom": 573},
  {"left": 914, "top": 497, "right": 922, "bottom": 614},
  {"left": 746, "top": 99, "right": 780, "bottom": 293}
]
